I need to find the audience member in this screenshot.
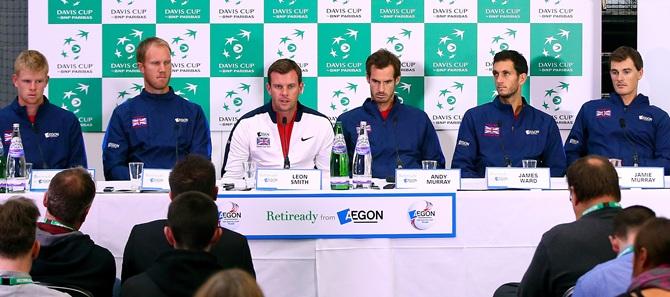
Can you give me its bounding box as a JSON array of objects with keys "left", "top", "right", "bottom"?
[{"left": 194, "top": 268, "right": 264, "bottom": 297}]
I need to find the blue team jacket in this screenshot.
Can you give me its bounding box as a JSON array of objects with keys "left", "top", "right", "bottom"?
[
  {"left": 452, "top": 97, "right": 566, "bottom": 178},
  {"left": 0, "top": 97, "right": 87, "bottom": 169},
  {"left": 337, "top": 97, "right": 445, "bottom": 179},
  {"left": 102, "top": 88, "right": 211, "bottom": 180},
  {"left": 565, "top": 93, "right": 670, "bottom": 174}
]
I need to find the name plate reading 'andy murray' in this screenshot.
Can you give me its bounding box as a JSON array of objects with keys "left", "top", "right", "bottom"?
[
  {"left": 616, "top": 167, "right": 665, "bottom": 189},
  {"left": 256, "top": 169, "right": 322, "bottom": 190},
  {"left": 486, "top": 167, "right": 551, "bottom": 189},
  {"left": 395, "top": 169, "right": 460, "bottom": 191}
]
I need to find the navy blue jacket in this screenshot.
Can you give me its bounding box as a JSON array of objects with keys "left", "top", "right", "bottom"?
[
  {"left": 0, "top": 97, "right": 87, "bottom": 169},
  {"left": 565, "top": 93, "right": 670, "bottom": 174},
  {"left": 452, "top": 97, "right": 566, "bottom": 178},
  {"left": 337, "top": 97, "right": 445, "bottom": 179},
  {"left": 102, "top": 88, "right": 211, "bottom": 180}
]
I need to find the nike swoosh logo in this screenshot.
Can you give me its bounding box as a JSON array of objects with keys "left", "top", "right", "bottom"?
[{"left": 301, "top": 136, "right": 314, "bottom": 141}]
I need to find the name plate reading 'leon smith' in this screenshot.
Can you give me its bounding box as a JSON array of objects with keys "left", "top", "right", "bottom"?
[
  {"left": 256, "top": 169, "right": 322, "bottom": 190},
  {"left": 395, "top": 169, "right": 460, "bottom": 191},
  {"left": 486, "top": 167, "right": 551, "bottom": 189},
  {"left": 616, "top": 167, "right": 665, "bottom": 189}
]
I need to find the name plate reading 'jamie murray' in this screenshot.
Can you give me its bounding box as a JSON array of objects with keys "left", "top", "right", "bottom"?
[
  {"left": 30, "top": 169, "right": 96, "bottom": 192},
  {"left": 486, "top": 167, "right": 551, "bottom": 189},
  {"left": 616, "top": 167, "right": 665, "bottom": 189},
  {"left": 256, "top": 169, "right": 322, "bottom": 190},
  {"left": 141, "top": 169, "right": 171, "bottom": 191},
  {"left": 395, "top": 169, "right": 460, "bottom": 190}
]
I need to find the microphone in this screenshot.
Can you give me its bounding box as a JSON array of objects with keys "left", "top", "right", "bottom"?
[
  {"left": 497, "top": 121, "right": 512, "bottom": 167},
  {"left": 32, "top": 123, "right": 48, "bottom": 169},
  {"left": 282, "top": 117, "right": 290, "bottom": 169},
  {"left": 619, "top": 118, "right": 639, "bottom": 166},
  {"left": 392, "top": 116, "right": 404, "bottom": 169}
]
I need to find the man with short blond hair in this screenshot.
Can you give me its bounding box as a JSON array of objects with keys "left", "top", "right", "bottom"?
[{"left": 0, "top": 49, "right": 87, "bottom": 169}]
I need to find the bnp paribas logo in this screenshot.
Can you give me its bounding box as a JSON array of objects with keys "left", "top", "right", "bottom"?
[
  {"left": 318, "top": 24, "right": 370, "bottom": 76},
  {"left": 436, "top": 81, "right": 464, "bottom": 111},
  {"left": 531, "top": 24, "right": 582, "bottom": 76},
  {"left": 170, "top": 29, "right": 197, "bottom": 59},
  {"left": 329, "top": 82, "right": 358, "bottom": 113},
  {"left": 425, "top": 23, "right": 476, "bottom": 76},
  {"left": 49, "top": 0, "right": 101, "bottom": 24},
  {"left": 265, "top": 0, "right": 316, "bottom": 23},
  {"left": 115, "top": 83, "right": 143, "bottom": 105},
  {"left": 373, "top": 0, "right": 424, "bottom": 23},
  {"left": 385, "top": 28, "right": 412, "bottom": 58},
  {"left": 274, "top": 29, "right": 305, "bottom": 59},
  {"left": 61, "top": 30, "right": 90, "bottom": 61},
  {"left": 49, "top": 78, "right": 102, "bottom": 131},
  {"left": 223, "top": 83, "right": 251, "bottom": 113},
  {"left": 157, "top": 0, "right": 208, "bottom": 23},
  {"left": 542, "top": 81, "right": 569, "bottom": 111},
  {"left": 103, "top": 24, "right": 155, "bottom": 77},
  {"left": 478, "top": 0, "right": 529, "bottom": 23}
]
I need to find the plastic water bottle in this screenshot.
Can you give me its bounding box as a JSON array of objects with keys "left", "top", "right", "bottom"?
[
  {"left": 330, "top": 122, "right": 350, "bottom": 190},
  {"left": 0, "top": 142, "right": 6, "bottom": 193},
  {"left": 352, "top": 121, "right": 372, "bottom": 188},
  {"left": 6, "top": 123, "right": 27, "bottom": 193}
]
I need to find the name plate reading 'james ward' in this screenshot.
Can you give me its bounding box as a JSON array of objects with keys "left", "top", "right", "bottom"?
[
  {"left": 616, "top": 167, "right": 665, "bottom": 189},
  {"left": 30, "top": 169, "right": 96, "bottom": 192},
  {"left": 486, "top": 167, "right": 551, "bottom": 189},
  {"left": 141, "top": 169, "right": 171, "bottom": 191},
  {"left": 395, "top": 169, "right": 460, "bottom": 190},
  {"left": 256, "top": 169, "right": 322, "bottom": 190}
]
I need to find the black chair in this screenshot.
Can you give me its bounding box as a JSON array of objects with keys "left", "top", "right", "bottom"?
[{"left": 34, "top": 282, "right": 94, "bottom": 297}]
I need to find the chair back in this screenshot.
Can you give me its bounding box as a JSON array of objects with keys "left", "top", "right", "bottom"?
[
  {"left": 562, "top": 285, "right": 575, "bottom": 297},
  {"left": 35, "top": 282, "right": 94, "bottom": 297}
]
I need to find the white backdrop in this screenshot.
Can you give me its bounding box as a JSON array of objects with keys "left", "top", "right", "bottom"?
[{"left": 638, "top": 0, "right": 670, "bottom": 114}]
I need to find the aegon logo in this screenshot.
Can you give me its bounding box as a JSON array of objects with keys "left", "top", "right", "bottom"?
[
  {"left": 337, "top": 208, "right": 383, "bottom": 225},
  {"left": 175, "top": 118, "right": 189, "bottom": 123},
  {"left": 44, "top": 133, "right": 60, "bottom": 138}
]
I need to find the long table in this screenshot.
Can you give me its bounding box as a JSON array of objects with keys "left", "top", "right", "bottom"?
[{"left": 5, "top": 187, "right": 669, "bottom": 297}]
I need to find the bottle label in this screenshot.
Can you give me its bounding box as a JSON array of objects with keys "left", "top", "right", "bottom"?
[
  {"left": 355, "top": 146, "right": 370, "bottom": 155},
  {"left": 332, "top": 144, "right": 347, "bottom": 154},
  {"left": 8, "top": 141, "right": 24, "bottom": 158}
]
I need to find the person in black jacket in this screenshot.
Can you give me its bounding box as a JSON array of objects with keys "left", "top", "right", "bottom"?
[
  {"left": 122, "top": 154, "right": 255, "bottom": 283},
  {"left": 122, "top": 191, "right": 224, "bottom": 297},
  {"left": 31, "top": 168, "right": 116, "bottom": 297}
]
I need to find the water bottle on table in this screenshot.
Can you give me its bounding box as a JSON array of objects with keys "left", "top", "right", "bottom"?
[
  {"left": 6, "top": 123, "right": 27, "bottom": 193},
  {"left": 330, "top": 121, "right": 350, "bottom": 190},
  {"left": 352, "top": 121, "right": 372, "bottom": 188}
]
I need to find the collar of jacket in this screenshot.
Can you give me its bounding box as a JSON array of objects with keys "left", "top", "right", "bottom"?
[
  {"left": 608, "top": 92, "right": 650, "bottom": 109},
  {"left": 362, "top": 95, "right": 402, "bottom": 121},
  {"left": 10, "top": 96, "right": 50, "bottom": 119},
  {"left": 140, "top": 86, "right": 177, "bottom": 100},
  {"left": 265, "top": 101, "right": 307, "bottom": 124},
  {"left": 492, "top": 95, "right": 529, "bottom": 115}
]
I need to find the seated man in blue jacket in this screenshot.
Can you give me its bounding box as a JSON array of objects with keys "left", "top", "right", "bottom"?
[
  {"left": 337, "top": 49, "right": 445, "bottom": 180},
  {"left": 103, "top": 37, "right": 211, "bottom": 180},
  {"left": 452, "top": 50, "right": 566, "bottom": 178},
  {"left": 565, "top": 46, "right": 670, "bottom": 173},
  {"left": 0, "top": 50, "right": 86, "bottom": 169}
]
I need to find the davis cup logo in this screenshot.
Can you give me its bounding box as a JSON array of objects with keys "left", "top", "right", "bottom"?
[
  {"left": 436, "top": 29, "right": 465, "bottom": 60},
  {"left": 488, "top": 28, "right": 517, "bottom": 56},
  {"left": 59, "top": 83, "right": 89, "bottom": 114},
  {"left": 170, "top": 29, "right": 197, "bottom": 59},
  {"left": 332, "top": 0, "right": 350, "bottom": 4},
  {"left": 542, "top": 29, "right": 571, "bottom": 59},
  {"left": 542, "top": 81, "right": 569, "bottom": 111},
  {"left": 170, "top": 0, "right": 189, "bottom": 6},
  {"left": 116, "top": 83, "right": 143, "bottom": 105},
  {"left": 174, "top": 83, "right": 198, "bottom": 101},
  {"left": 408, "top": 200, "right": 436, "bottom": 230},
  {"left": 224, "top": 83, "right": 250, "bottom": 113},
  {"left": 224, "top": 0, "right": 242, "bottom": 4},
  {"left": 437, "top": 81, "right": 464, "bottom": 111},
  {"left": 114, "top": 29, "right": 143, "bottom": 61},
  {"left": 385, "top": 29, "right": 412, "bottom": 58},
  {"left": 440, "top": 0, "right": 456, "bottom": 4},
  {"left": 490, "top": 0, "right": 508, "bottom": 5},
  {"left": 61, "top": 30, "right": 89, "bottom": 60},
  {"left": 546, "top": 0, "right": 561, "bottom": 4},
  {"left": 275, "top": 29, "right": 305, "bottom": 59},
  {"left": 330, "top": 29, "right": 359, "bottom": 60},
  {"left": 329, "top": 82, "right": 358, "bottom": 112},
  {"left": 219, "top": 201, "right": 242, "bottom": 230},
  {"left": 222, "top": 29, "right": 252, "bottom": 60},
  {"left": 277, "top": 0, "right": 296, "bottom": 6}
]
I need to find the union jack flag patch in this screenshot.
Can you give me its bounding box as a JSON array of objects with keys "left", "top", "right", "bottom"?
[
  {"left": 131, "top": 117, "right": 148, "bottom": 128},
  {"left": 483, "top": 123, "right": 500, "bottom": 137},
  {"left": 3, "top": 131, "right": 11, "bottom": 143},
  {"left": 596, "top": 109, "right": 611, "bottom": 118}
]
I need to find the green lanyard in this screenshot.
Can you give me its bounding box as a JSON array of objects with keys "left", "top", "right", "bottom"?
[
  {"left": 0, "top": 276, "right": 33, "bottom": 286},
  {"left": 618, "top": 245, "right": 634, "bottom": 258},
  {"left": 582, "top": 201, "right": 621, "bottom": 217},
  {"left": 43, "top": 218, "right": 75, "bottom": 231}
]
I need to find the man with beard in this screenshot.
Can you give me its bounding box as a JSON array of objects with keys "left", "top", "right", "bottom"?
[{"left": 451, "top": 50, "right": 566, "bottom": 178}]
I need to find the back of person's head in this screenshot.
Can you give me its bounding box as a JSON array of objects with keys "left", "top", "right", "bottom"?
[
  {"left": 612, "top": 205, "right": 656, "bottom": 239},
  {"left": 610, "top": 46, "right": 643, "bottom": 71},
  {"left": 136, "top": 36, "right": 171, "bottom": 63},
  {"left": 365, "top": 49, "right": 401, "bottom": 79},
  {"left": 493, "top": 50, "right": 528, "bottom": 75},
  {"left": 169, "top": 154, "right": 217, "bottom": 199},
  {"left": 566, "top": 155, "right": 621, "bottom": 203},
  {"left": 194, "top": 269, "right": 264, "bottom": 297},
  {"left": 167, "top": 191, "right": 219, "bottom": 250},
  {"left": 0, "top": 196, "right": 40, "bottom": 259},
  {"left": 46, "top": 168, "right": 96, "bottom": 227},
  {"left": 14, "top": 49, "right": 49, "bottom": 75},
  {"left": 633, "top": 217, "right": 670, "bottom": 275}
]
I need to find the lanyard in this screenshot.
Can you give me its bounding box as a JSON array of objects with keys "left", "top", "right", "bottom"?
[
  {"left": 43, "top": 218, "right": 75, "bottom": 231},
  {"left": 618, "top": 245, "right": 634, "bottom": 258},
  {"left": 582, "top": 202, "right": 622, "bottom": 216},
  {"left": 0, "top": 276, "right": 32, "bottom": 286}
]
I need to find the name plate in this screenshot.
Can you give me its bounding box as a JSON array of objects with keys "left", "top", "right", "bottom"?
[
  {"left": 30, "top": 169, "right": 96, "bottom": 192},
  {"left": 141, "top": 169, "right": 171, "bottom": 191},
  {"left": 256, "top": 169, "right": 322, "bottom": 190},
  {"left": 616, "top": 167, "right": 665, "bottom": 189},
  {"left": 486, "top": 167, "right": 551, "bottom": 189},
  {"left": 395, "top": 169, "right": 461, "bottom": 190}
]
